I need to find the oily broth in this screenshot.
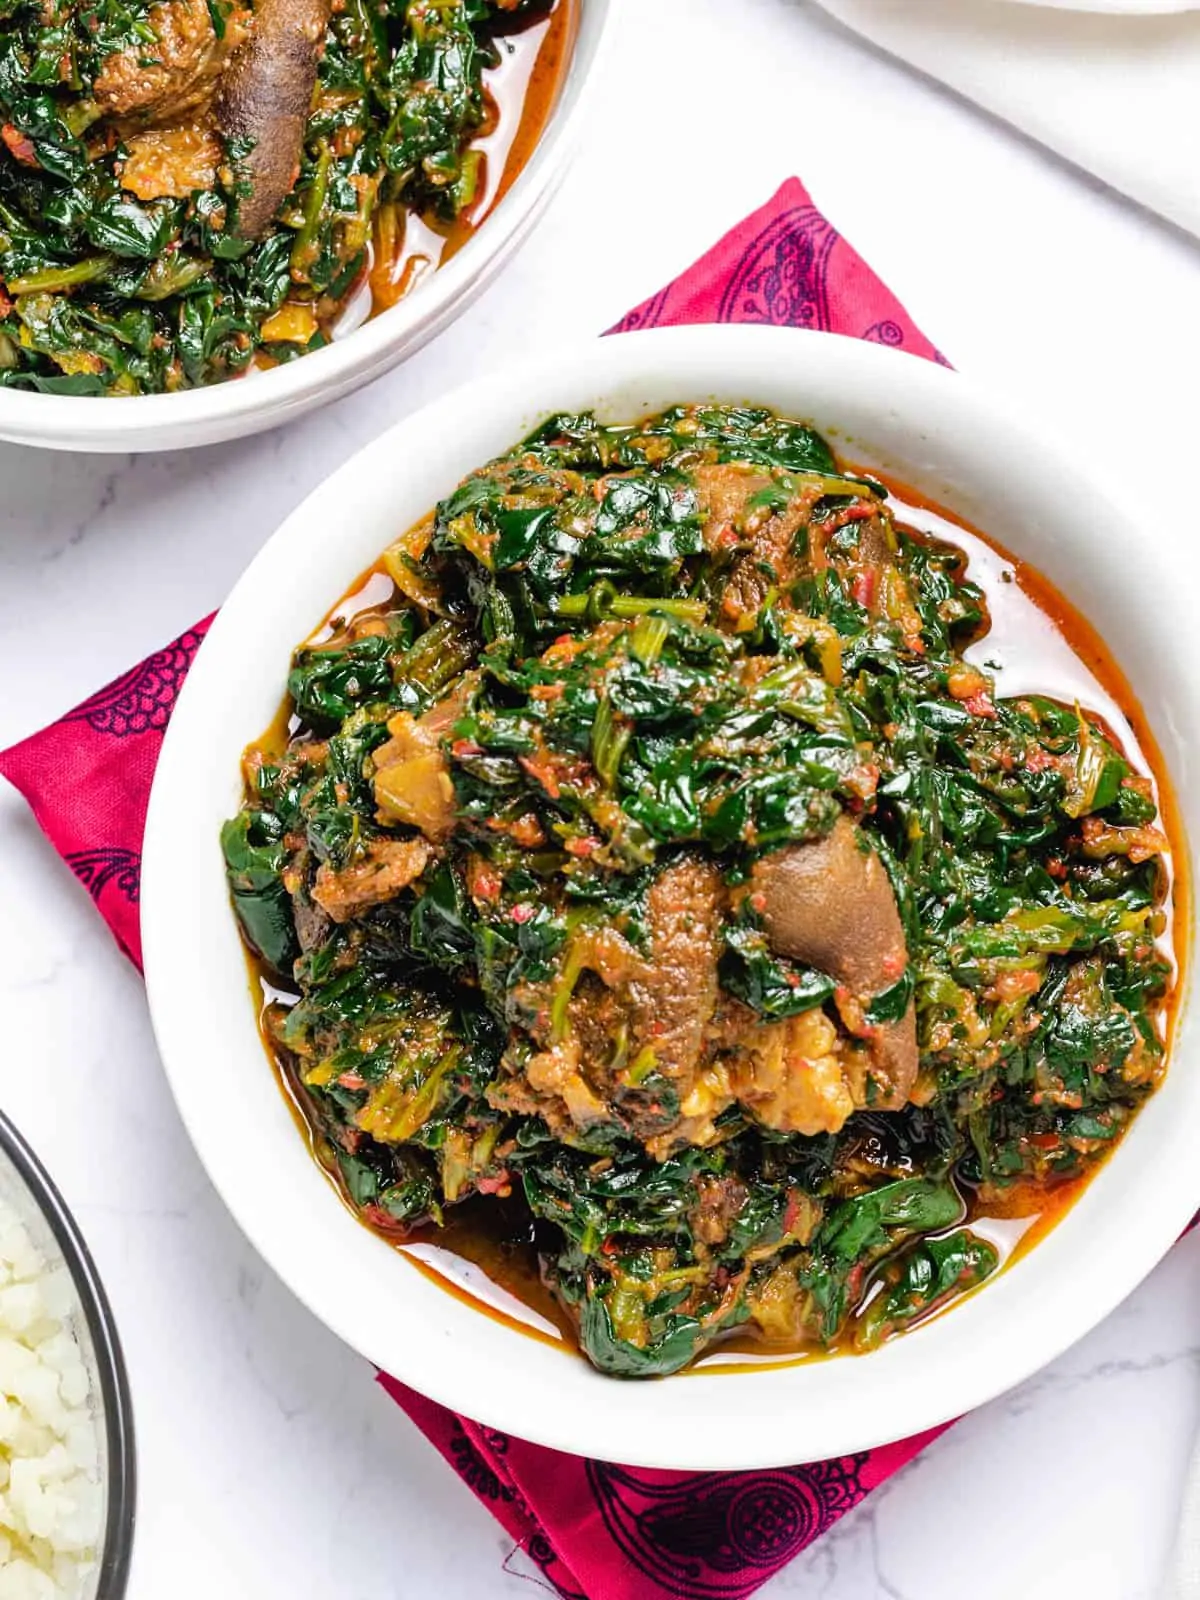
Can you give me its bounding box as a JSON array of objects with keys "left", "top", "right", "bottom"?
[
  {"left": 888, "top": 486, "right": 1184, "bottom": 1022},
  {"left": 246, "top": 474, "right": 1187, "bottom": 1370},
  {"left": 697, "top": 490, "right": 1187, "bottom": 1372},
  {"left": 258, "top": 976, "right": 577, "bottom": 1349},
  {"left": 329, "top": 0, "right": 573, "bottom": 338}
]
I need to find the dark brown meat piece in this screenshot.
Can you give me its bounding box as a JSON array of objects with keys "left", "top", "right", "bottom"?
[
  {"left": 627, "top": 856, "right": 724, "bottom": 1089},
  {"left": 750, "top": 815, "right": 919, "bottom": 1106},
  {"left": 855, "top": 514, "right": 895, "bottom": 571},
  {"left": 690, "top": 1174, "right": 749, "bottom": 1247},
  {"left": 291, "top": 893, "right": 331, "bottom": 954},
  {"left": 95, "top": 0, "right": 248, "bottom": 123},
  {"left": 215, "top": 0, "right": 333, "bottom": 239},
  {"left": 694, "top": 461, "right": 773, "bottom": 548},
  {"left": 311, "top": 837, "right": 431, "bottom": 923},
  {"left": 693, "top": 462, "right": 814, "bottom": 628},
  {"left": 486, "top": 856, "right": 726, "bottom": 1148}
]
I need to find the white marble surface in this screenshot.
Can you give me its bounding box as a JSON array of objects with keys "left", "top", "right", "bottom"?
[{"left": 1, "top": 1, "right": 1199, "bottom": 1595}]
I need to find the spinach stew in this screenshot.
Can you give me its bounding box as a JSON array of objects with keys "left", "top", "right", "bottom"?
[
  {"left": 224, "top": 404, "right": 1181, "bottom": 1378},
  {"left": 0, "top": 0, "right": 568, "bottom": 393}
]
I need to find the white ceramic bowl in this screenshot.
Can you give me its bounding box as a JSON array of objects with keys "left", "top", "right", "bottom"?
[
  {"left": 1000, "top": 1, "right": 1196, "bottom": 11},
  {"left": 142, "top": 325, "right": 1198, "bottom": 1469},
  {"left": 0, "top": 0, "right": 614, "bottom": 455}
]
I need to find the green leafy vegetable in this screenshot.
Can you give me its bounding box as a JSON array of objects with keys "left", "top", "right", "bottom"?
[
  {"left": 223, "top": 403, "right": 1174, "bottom": 1380},
  {"left": 0, "top": 0, "right": 549, "bottom": 392}
]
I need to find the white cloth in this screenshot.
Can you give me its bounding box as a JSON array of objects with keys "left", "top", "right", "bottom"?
[{"left": 810, "top": 0, "right": 1200, "bottom": 238}]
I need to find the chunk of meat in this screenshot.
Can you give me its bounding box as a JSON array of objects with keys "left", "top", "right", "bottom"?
[
  {"left": 373, "top": 713, "right": 457, "bottom": 840},
  {"left": 1, "top": 125, "right": 38, "bottom": 167},
  {"left": 373, "top": 678, "right": 474, "bottom": 840},
  {"left": 628, "top": 856, "right": 724, "bottom": 1088},
  {"left": 488, "top": 857, "right": 726, "bottom": 1148},
  {"left": 855, "top": 513, "right": 896, "bottom": 572},
  {"left": 747, "top": 1248, "right": 826, "bottom": 1346},
  {"left": 524, "top": 1038, "right": 611, "bottom": 1128},
  {"left": 750, "top": 815, "right": 919, "bottom": 1106},
  {"left": 690, "top": 1174, "right": 749, "bottom": 1247},
  {"left": 693, "top": 462, "right": 813, "bottom": 627},
  {"left": 486, "top": 1032, "right": 615, "bottom": 1134},
  {"left": 119, "top": 122, "right": 222, "bottom": 199},
  {"left": 729, "top": 1007, "right": 867, "bottom": 1137},
  {"left": 215, "top": 0, "right": 333, "bottom": 238},
  {"left": 695, "top": 461, "right": 774, "bottom": 549},
  {"left": 311, "top": 837, "right": 430, "bottom": 923},
  {"left": 814, "top": 509, "right": 926, "bottom": 647},
  {"left": 291, "top": 893, "right": 331, "bottom": 953},
  {"left": 1079, "top": 816, "right": 1168, "bottom": 865},
  {"left": 95, "top": 0, "right": 249, "bottom": 123}
]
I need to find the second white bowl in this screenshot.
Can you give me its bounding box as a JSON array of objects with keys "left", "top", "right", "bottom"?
[{"left": 0, "top": 0, "right": 614, "bottom": 453}]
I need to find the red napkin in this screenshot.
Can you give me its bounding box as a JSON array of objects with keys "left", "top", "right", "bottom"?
[{"left": 0, "top": 178, "right": 952, "bottom": 1600}]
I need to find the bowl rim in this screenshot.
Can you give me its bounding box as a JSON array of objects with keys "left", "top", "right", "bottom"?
[
  {"left": 0, "top": 0, "right": 616, "bottom": 451},
  {"left": 0, "top": 1107, "right": 136, "bottom": 1598},
  {"left": 142, "top": 323, "right": 1198, "bottom": 1469},
  {"left": 997, "top": 0, "right": 1197, "bottom": 11}
]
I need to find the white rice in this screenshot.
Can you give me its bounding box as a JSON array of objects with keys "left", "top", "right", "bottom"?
[{"left": 0, "top": 1204, "right": 103, "bottom": 1600}]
